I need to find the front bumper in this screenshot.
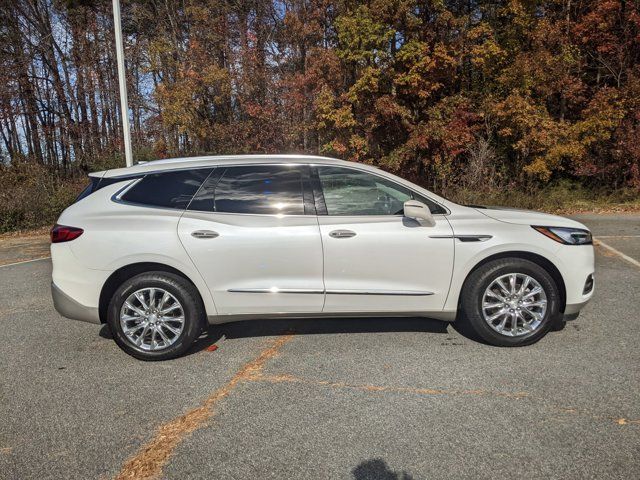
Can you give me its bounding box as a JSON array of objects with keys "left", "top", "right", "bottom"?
[
  {"left": 563, "top": 300, "right": 591, "bottom": 320},
  {"left": 554, "top": 244, "right": 595, "bottom": 321},
  {"left": 562, "top": 274, "right": 594, "bottom": 320},
  {"left": 51, "top": 282, "right": 101, "bottom": 324}
]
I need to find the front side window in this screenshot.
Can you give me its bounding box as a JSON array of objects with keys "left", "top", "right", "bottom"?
[
  {"left": 189, "top": 165, "right": 306, "bottom": 215},
  {"left": 316, "top": 166, "right": 446, "bottom": 215},
  {"left": 120, "top": 169, "right": 212, "bottom": 209}
]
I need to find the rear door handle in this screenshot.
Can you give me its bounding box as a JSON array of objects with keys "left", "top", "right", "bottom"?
[
  {"left": 191, "top": 230, "right": 219, "bottom": 239},
  {"left": 329, "top": 229, "right": 356, "bottom": 239}
]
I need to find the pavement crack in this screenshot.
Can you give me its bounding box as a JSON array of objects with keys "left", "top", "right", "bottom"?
[
  {"left": 615, "top": 418, "right": 640, "bottom": 425},
  {"left": 113, "top": 333, "right": 294, "bottom": 480},
  {"left": 248, "top": 373, "right": 529, "bottom": 399},
  {"left": 249, "top": 373, "right": 639, "bottom": 427},
  {"left": 556, "top": 407, "right": 640, "bottom": 426}
]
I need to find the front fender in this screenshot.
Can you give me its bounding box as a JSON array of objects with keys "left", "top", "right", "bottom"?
[{"left": 443, "top": 222, "right": 564, "bottom": 312}]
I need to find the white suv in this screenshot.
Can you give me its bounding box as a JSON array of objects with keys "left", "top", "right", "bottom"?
[{"left": 51, "top": 155, "right": 594, "bottom": 360}]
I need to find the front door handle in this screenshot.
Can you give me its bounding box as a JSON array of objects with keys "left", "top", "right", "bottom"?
[
  {"left": 191, "top": 230, "right": 219, "bottom": 239},
  {"left": 329, "top": 229, "right": 356, "bottom": 239}
]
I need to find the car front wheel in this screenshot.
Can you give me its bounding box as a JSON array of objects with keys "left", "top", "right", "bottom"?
[
  {"left": 460, "top": 258, "right": 561, "bottom": 347},
  {"left": 107, "top": 272, "right": 205, "bottom": 360}
]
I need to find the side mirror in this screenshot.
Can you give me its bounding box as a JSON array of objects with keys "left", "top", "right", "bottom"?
[{"left": 403, "top": 200, "right": 435, "bottom": 226}]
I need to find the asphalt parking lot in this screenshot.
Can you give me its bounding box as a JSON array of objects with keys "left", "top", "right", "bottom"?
[{"left": 1, "top": 213, "right": 638, "bottom": 480}]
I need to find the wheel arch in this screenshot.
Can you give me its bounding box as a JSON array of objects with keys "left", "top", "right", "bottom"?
[
  {"left": 98, "top": 262, "right": 205, "bottom": 324},
  {"left": 460, "top": 251, "right": 567, "bottom": 313}
]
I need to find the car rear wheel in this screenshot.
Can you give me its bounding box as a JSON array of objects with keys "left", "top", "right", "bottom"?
[
  {"left": 460, "top": 258, "right": 561, "bottom": 347},
  {"left": 107, "top": 272, "right": 204, "bottom": 360}
]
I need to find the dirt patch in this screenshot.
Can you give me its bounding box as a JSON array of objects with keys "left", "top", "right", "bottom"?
[
  {"left": 0, "top": 233, "right": 50, "bottom": 266},
  {"left": 594, "top": 241, "right": 617, "bottom": 257},
  {"left": 0, "top": 226, "right": 50, "bottom": 240}
]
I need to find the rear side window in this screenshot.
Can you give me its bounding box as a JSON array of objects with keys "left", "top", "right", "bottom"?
[
  {"left": 189, "top": 165, "right": 306, "bottom": 215},
  {"left": 74, "top": 179, "right": 99, "bottom": 203},
  {"left": 76, "top": 175, "right": 145, "bottom": 203},
  {"left": 121, "top": 169, "right": 212, "bottom": 210}
]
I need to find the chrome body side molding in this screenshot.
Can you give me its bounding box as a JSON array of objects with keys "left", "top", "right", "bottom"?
[
  {"left": 228, "top": 288, "right": 433, "bottom": 296},
  {"left": 325, "top": 289, "right": 433, "bottom": 296},
  {"left": 429, "top": 234, "right": 492, "bottom": 242},
  {"left": 227, "top": 288, "right": 324, "bottom": 294}
]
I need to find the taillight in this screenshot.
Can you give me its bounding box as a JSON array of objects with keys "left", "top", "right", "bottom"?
[{"left": 50, "top": 224, "right": 84, "bottom": 243}]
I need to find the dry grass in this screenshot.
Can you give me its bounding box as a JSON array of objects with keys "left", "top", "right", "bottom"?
[
  {"left": 0, "top": 226, "right": 50, "bottom": 240},
  {"left": 446, "top": 181, "right": 640, "bottom": 215}
]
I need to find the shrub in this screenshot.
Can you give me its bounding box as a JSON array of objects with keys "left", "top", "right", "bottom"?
[{"left": 0, "top": 161, "right": 86, "bottom": 233}]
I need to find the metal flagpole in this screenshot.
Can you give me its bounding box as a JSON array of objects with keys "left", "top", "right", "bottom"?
[{"left": 112, "top": 0, "right": 133, "bottom": 167}]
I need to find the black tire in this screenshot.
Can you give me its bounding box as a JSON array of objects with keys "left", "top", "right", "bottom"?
[
  {"left": 107, "top": 272, "right": 205, "bottom": 360},
  {"left": 460, "top": 258, "right": 561, "bottom": 347}
]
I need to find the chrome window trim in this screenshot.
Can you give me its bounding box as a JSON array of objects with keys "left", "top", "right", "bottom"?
[
  {"left": 108, "top": 162, "right": 450, "bottom": 217},
  {"left": 105, "top": 165, "right": 219, "bottom": 180},
  {"left": 182, "top": 209, "right": 312, "bottom": 219}
]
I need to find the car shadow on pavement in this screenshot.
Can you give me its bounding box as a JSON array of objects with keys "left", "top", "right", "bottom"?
[
  {"left": 216, "top": 315, "right": 448, "bottom": 339},
  {"left": 190, "top": 316, "right": 450, "bottom": 355},
  {"left": 100, "top": 316, "right": 452, "bottom": 357}
]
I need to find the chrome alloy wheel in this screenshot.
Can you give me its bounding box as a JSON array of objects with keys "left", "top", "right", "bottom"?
[
  {"left": 482, "top": 273, "right": 548, "bottom": 337},
  {"left": 119, "top": 288, "right": 185, "bottom": 351}
]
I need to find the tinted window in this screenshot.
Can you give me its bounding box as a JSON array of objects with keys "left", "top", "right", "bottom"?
[
  {"left": 316, "top": 166, "right": 445, "bottom": 215},
  {"left": 210, "top": 165, "right": 305, "bottom": 215},
  {"left": 76, "top": 175, "right": 146, "bottom": 204},
  {"left": 121, "top": 169, "right": 212, "bottom": 209},
  {"left": 187, "top": 169, "right": 224, "bottom": 212},
  {"left": 74, "top": 179, "right": 98, "bottom": 203}
]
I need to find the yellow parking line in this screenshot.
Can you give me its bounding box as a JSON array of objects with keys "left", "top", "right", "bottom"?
[{"left": 114, "top": 334, "right": 294, "bottom": 480}]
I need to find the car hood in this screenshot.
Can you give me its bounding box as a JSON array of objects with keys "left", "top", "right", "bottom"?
[{"left": 471, "top": 206, "right": 588, "bottom": 229}]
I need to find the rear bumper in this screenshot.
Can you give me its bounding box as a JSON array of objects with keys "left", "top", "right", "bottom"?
[{"left": 51, "top": 282, "right": 101, "bottom": 324}]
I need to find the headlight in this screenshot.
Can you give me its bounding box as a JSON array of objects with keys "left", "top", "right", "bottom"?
[{"left": 532, "top": 226, "right": 592, "bottom": 245}]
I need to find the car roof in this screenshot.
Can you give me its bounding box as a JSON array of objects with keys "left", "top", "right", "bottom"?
[
  {"left": 96, "top": 154, "right": 358, "bottom": 178},
  {"left": 92, "top": 153, "right": 455, "bottom": 211}
]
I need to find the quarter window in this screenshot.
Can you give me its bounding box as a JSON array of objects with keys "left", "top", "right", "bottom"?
[
  {"left": 120, "top": 169, "right": 212, "bottom": 210},
  {"left": 189, "top": 165, "right": 306, "bottom": 215},
  {"left": 316, "top": 166, "right": 445, "bottom": 215}
]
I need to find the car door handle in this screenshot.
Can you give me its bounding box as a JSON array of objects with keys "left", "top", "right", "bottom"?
[
  {"left": 329, "top": 229, "right": 356, "bottom": 239},
  {"left": 191, "top": 230, "right": 219, "bottom": 239}
]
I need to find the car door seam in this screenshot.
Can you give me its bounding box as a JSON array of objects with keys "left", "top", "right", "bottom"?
[
  {"left": 440, "top": 215, "right": 457, "bottom": 313},
  {"left": 177, "top": 210, "right": 220, "bottom": 315}
]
